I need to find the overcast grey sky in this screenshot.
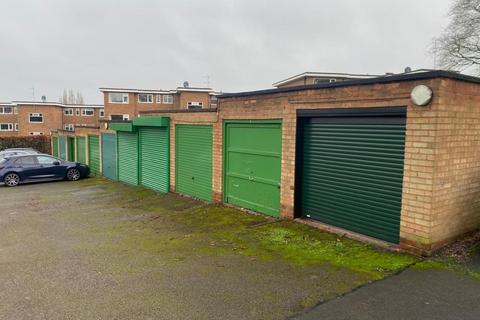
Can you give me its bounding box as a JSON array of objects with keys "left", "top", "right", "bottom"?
[{"left": 0, "top": 0, "right": 452, "bottom": 103}]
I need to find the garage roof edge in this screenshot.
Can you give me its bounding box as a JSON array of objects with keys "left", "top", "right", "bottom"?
[{"left": 218, "top": 71, "right": 480, "bottom": 99}]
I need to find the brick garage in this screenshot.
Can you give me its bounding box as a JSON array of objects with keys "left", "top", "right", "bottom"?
[{"left": 142, "top": 71, "right": 480, "bottom": 254}]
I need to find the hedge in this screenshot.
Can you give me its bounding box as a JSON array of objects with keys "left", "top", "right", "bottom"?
[{"left": 0, "top": 136, "right": 51, "bottom": 154}]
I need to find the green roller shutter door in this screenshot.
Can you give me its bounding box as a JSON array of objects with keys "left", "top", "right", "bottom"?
[
  {"left": 76, "top": 137, "right": 86, "bottom": 164},
  {"left": 176, "top": 125, "right": 212, "bottom": 202},
  {"left": 102, "top": 133, "right": 117, "bottom": 180},
  {"left": 224, "top": 122, "right": 282, "bottom": 217},
  {"left": 298, "top": 108, "right": 406, "bottom": 243},
  {"left": 67, "top": 137, "right": 75, "bottom": 162},
  {"left": 139, "top": 127, "right": 169, "bottom": 193},
  {"left": 52, "top": 137, "right": 59, "bottom": 157},
  {"left": 59, "top": 136, "right": 66, "bottom": 160},
  {"left": 117, "top": 131, "right": 139, "bottom": 185},
  {"left": 88, "top": 135, "right": 100, "bottom": 175}
]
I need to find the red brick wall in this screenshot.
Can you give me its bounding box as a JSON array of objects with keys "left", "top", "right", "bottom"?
[
  {"left": 142, "top": 77, "right": 480, "bottom": 254},
  {"left": 17, "top": 104, "right": 63, "bottom": 136}
]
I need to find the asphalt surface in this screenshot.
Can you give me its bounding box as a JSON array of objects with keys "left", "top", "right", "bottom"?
[
  {"left": 0, "top": 178, "right": 369, "bottom": 320},
  {"left": 295, "top": 268, "right": 480, "bottom": 320},
  {"left": 2, "top": 178, "right": 479, "bottom": 320}
]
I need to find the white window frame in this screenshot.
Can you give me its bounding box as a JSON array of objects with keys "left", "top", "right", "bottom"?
[
  {"left": 138, "top": 94, "right": 153, "bottom": 103},
  {"left": 187, "top": 101, "right": 203, "bottom": 109},
  {"left": 99, "top": 109, "right": 105, "bottom": 117},
  {"left": 0, "top": 107, "right": 13, "bottom": 114},
  {"left": 81, "top": 108, "right": 95, "bottom": 116},
  {"left": 13, "top": 107, "right": 18, "bottom": 114},
  {"left": 0, "top": 123, "right": 14, "bottom": 131},
  {"left": 109, "top": 92, "right": 129, "bottom": 104},
  {"left": 314, "top": 78, "right": 337, "bottom": 84},
  {"left": 64, "top": 124, "right": 74, "bottom": 131},
  {"left": 156, "top": 94, "right": 162, "bottom": 103},
  {"left": 75, "top": 108, "right": 81, "bottom": 116},
  {"left": 110, "top": 114, "right": 129, "bottom": 121},
  {"left": 29, "top": 113, "right": 43, "bottom": 123},
  {"left": 163, "top": 95, "right": 173, "bottom": 104},
  {"left": 64, "top": 108, "right": 74, "bottom": 116},
  {"left": 30, "top": 132, "right": 43, "bottom": 136},
  {"left": 14, "top": 123, "right": 18, "bottom": 131}
]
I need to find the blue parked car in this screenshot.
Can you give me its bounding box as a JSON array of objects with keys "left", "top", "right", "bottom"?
[{"left": 0, "top": 154, "right": 90, "bottom": 187}]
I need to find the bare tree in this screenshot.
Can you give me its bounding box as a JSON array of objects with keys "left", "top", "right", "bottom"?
[
  {"left": 60, "top": 89, "right": 85, "bottom": 104},
  {"left": 68, "top": 89, "right": 75, "bottom": 104},
  {"left": 76, "top": 92, "right": 84, "bottom": 104},
  {"left": 61, "top": 89, "right": 68, "bottom": 104},
  {"left": 432, "top": 0, "right": 480, "bottom": 73}
]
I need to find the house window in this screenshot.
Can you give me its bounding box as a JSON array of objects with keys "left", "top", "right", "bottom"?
[
  {"left": 29, "top": 113, "right": 43, "bottom": 123},
  {"left": 64, "top": 124, "right": 74, "bottom": 131},
  {"left": 138, "top": 94, "right": 153, "bottom": 103},
  {"left": 75, "top": 108, "right": 81, "bottom": 116},
  {"left": 64, "top": 108, "right": 74, "bottom": 116},
  {"left": 13, "top": 107, "right": 18, "bottom": 114},
  {"left": 156, "top": 95, "right": 162, "bottom": 103},
  {"left": 14, "top": 123, "right": 18, "bottom": 131},
  {"left": 29, "top": 132, "right": 43, "bottom": 135},
  {"left": 210, "top": 96, "right": 218, "bottom": 107},
  {"left": 109, "top": 92, "right": 129, "bottom": 103},
  {"left": 187, "top": 101, "right": 203, "bottom": 109},
  {"left": 0, "top": 107, "right": 13, "bottom": 114},
  {"left": 99, "top": 109, "right": 105, "bottom": 117},
  {"left": 314, "top": 78, "right": 337, "bottom": 84},
  {"left": 81, "top": 108, "right": 94, "bottom": 116},
  {"left": 0, "top": 123, "right": 13, "bottom": 131},
  {"left": 163, "top": 95, "right": 173, "bottom": 104},
  {"left": 110, "top": 114, "right": 129, "bottom": 121}
]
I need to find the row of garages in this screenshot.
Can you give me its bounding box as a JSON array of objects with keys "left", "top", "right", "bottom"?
[
  {"left": 53, "top": 112, "right": 402, "bottom": 245},
  {"left": 52, "top": 71, "right": 480, "bottom": 254}
]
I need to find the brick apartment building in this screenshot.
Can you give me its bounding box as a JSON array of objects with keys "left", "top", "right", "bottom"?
[
  {"left": 0, "top": 101, "right": 104, "bottom": 137},
  {"left": 99, "top": 85, "right": 219, "bottom": 121},
  {"left": 272, "top": 71, "right": 382, "bottom": 88}
]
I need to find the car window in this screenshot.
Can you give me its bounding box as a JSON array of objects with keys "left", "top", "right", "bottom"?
[
  {"left": 36, "top": 156, "right": 58, "bottom": 165},
  {"left": 14, "top": 156, "right": 37, "bottom": 165}
]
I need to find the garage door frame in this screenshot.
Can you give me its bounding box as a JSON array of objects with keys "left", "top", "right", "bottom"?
[
  {"left": 295, "top": 106, "right": 407, "bottom": 244},
  {"left": 101, "top": 133, "right": 117, "bottom": 180},
  {"left": 135, "top": 117, "right": 170, "bottom": 193},
  {"left": 67, "top": 136, "right": 75, "bottom": 162},
  {"left": 76, "top": 136, "right": 86, "bottom": 164},
  {"left": 175, "top": 124, "right": 213, "bottom": 202},
  {"left": 223, "top": 119, "right": 282, "bottom": 217},
  {"left": 88, "top": 134, "right": 100, "bottom": 175},
  {"left": 52, "top": 136, "right": 59, "bottom": 157}
]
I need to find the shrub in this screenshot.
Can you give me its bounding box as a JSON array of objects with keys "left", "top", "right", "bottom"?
[{"left": 0, "top": 136, "right": 51, "bottom": 154}]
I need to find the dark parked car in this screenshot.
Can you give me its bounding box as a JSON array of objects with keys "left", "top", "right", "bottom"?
[{"left": 0, "top": 154, "right": 90, "bottom": 187}]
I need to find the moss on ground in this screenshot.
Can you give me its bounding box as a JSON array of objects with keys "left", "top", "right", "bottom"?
[{"left": 74, "top": 178, "right": 418, "bottom": 279}]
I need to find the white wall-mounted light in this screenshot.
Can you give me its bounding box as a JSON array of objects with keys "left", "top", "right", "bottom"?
[{"left": 411, "top": 85, "right": 433, "bottom": 106}]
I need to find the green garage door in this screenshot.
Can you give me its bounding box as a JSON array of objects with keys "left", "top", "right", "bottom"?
[
  {"left": 298, "top": 107, "right": 407, "bottom": 243},
  {"left": 224, "top": 121, "right": 282, "bottom": 217},
  {"left": 102, "top": 133, "right": 117, "bottom": 180},
  {"left": 67, "top": 137, "right": 75, "bottom": 162},
  {"left": 88, "top": 135, "right": 100, "bottom": 175},
  {"left": 76, "top": 136, "right": 86, "bottom": 164},
  {"left": 176, "top": 125, "right": 212, "bottom": 201},
  {"left": 52, "top": 137, "right": 59, "bottom": 157},
  {"left": 59, "top": 136, "right": 66, "bottom": 160},
  {"left": 117, "top": 131, "right": 139, "bottom": 185},
  {"left": 139, "top": 127, "right": 169, "bottom": 193}
]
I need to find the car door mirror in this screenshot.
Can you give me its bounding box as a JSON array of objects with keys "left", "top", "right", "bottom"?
[{"left": 53, "top": 161, "right": 60, "bottom": 165}]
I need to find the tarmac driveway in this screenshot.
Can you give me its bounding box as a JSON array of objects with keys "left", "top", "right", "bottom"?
[{"left": 0, "top": 177, "right": 471, "bottom": 319}]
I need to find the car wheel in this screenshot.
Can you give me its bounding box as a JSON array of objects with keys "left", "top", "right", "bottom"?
[
  {"left": 4, "top": 173, "right": 20, "bottom": 187},
  {"left": 66, "top": 168, "right": 81, "bottom": 181}
]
